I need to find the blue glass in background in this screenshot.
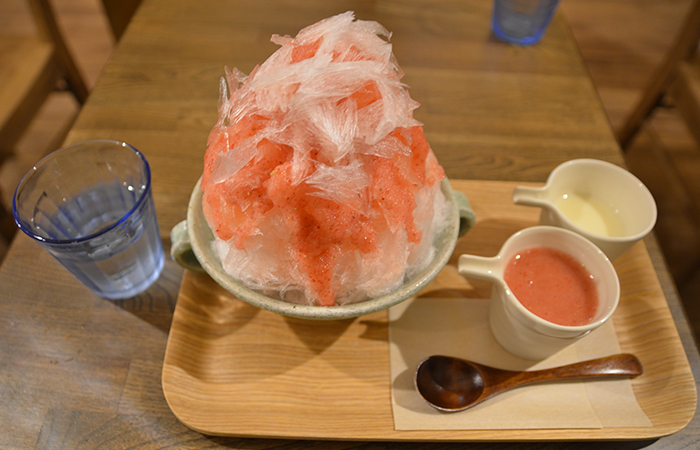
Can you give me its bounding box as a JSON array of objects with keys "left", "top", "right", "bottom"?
[
  {"left": 13, "top": 140, "right": 164, "bottom": 300},
  {"left": 491, "top": 0, "right": 561, "bottom": 46}
]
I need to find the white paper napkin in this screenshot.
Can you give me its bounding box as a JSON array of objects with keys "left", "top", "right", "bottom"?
[{"left": 388, "top": 297, "right": 652, "bottom": 430}]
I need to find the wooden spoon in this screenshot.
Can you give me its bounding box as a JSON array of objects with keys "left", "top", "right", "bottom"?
[{"left": 415, "top": 353, "right": 643, "bottom": 412}]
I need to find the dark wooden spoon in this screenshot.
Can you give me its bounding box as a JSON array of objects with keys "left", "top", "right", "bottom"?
[{"left": 415, "top": 353, "right": 643, "bottom": 412}]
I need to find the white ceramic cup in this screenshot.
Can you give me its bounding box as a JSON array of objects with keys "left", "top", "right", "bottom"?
[
  {"left": 458, "top": 226, "right": 620, "bottom": 360},
  {"left": 512, "top": 159, "right": 657, "bottom": 260}
]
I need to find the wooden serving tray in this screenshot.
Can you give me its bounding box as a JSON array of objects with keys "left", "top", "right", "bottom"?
[{"left": 162, "top": 180, "right": 697, "bottom": 441}]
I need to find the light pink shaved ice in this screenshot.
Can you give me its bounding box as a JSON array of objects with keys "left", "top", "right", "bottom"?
[{"left": 200, "top": 11, "right": 449, "bottom": 307}]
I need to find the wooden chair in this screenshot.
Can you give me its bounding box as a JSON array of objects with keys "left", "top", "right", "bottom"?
[
  {"left": 101, "top": 0, "right": 143, "bottom": 42},
  {"left": 616, "top": 0, "right": 700, "bottom": 149},
  {"left": 0, "top": 0, "right": 89, "bottom": 248}
]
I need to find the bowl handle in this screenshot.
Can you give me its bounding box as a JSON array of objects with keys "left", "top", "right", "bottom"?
[
  {"left": 170, "top": 220, "right": 206, "bottom": 272},
  {"left": 454, "top": 191, "right": 476, "bottom": 238}
]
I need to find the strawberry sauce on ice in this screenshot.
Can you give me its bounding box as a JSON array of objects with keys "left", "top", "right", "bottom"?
[{"left": 200, "top": 12, "right": 447, "bottom": 306}]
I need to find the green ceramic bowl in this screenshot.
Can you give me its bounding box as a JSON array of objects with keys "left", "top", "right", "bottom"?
[{"left": 171, "top": 177, "right": 475, "bottom": 320}]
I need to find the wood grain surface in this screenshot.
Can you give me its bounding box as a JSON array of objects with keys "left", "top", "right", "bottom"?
[
  {"left": 1, "top": 0, "right": 698, "bottom": 449},
  {"left": 162, "top": 180, "right": 696, "bottom": 441}
]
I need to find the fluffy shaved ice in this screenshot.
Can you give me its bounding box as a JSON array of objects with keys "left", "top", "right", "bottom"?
[{"left": 201, "top": 11, "right": 450, "bottom": 307}]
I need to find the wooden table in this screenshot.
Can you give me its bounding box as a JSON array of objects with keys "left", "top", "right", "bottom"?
[{"left": 1, "top": 0, "right": 697, "bottom": 448}]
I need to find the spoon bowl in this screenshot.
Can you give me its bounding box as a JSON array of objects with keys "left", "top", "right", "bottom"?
[{"left": 415, "top": 353, "right": 643, "bottom": 412}]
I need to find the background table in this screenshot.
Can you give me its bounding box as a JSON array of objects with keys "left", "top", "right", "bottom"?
[{"left": 1, "top": 0, "right": 697, "bottom": 449}]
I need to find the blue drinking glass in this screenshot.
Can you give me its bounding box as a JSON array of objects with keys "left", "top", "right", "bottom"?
[
  {"left": 491, "top": 0, "right": 561, "bottom": 46},
  {"left": 13, "top": 140, "right": 164, "bottom": 300}
]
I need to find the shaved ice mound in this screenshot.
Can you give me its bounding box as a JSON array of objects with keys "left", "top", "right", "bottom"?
[{"left": 201, "top": 11, "right": 449, "bottom": 307}]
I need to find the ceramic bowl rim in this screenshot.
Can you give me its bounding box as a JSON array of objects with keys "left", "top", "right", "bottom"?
[{"left": 186, "top": 177, "right": 462, "bottom": 320}]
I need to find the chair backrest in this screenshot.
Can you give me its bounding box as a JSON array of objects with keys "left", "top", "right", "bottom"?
[
  {"left": 669, "top": 46, "right": 700, "bottom": 146},
  {"left": 29, "top": 0, "right": 90, "bottom": 102},
  {"left": 0, "top": 0, "right": 90, "bottom": 253},
  {"left": 0, "top": 0, "right": 89, "bottom": 153},
  {"left": 617, "top": 0, "right": 700, "bottom": 148},
  {"left": 101, "top": 0, "right": 143, "bottom": 42}
]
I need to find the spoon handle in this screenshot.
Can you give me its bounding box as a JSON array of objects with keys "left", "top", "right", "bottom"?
[{"left": 518, "top": 353, "right": 643, "bottom": 385}]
